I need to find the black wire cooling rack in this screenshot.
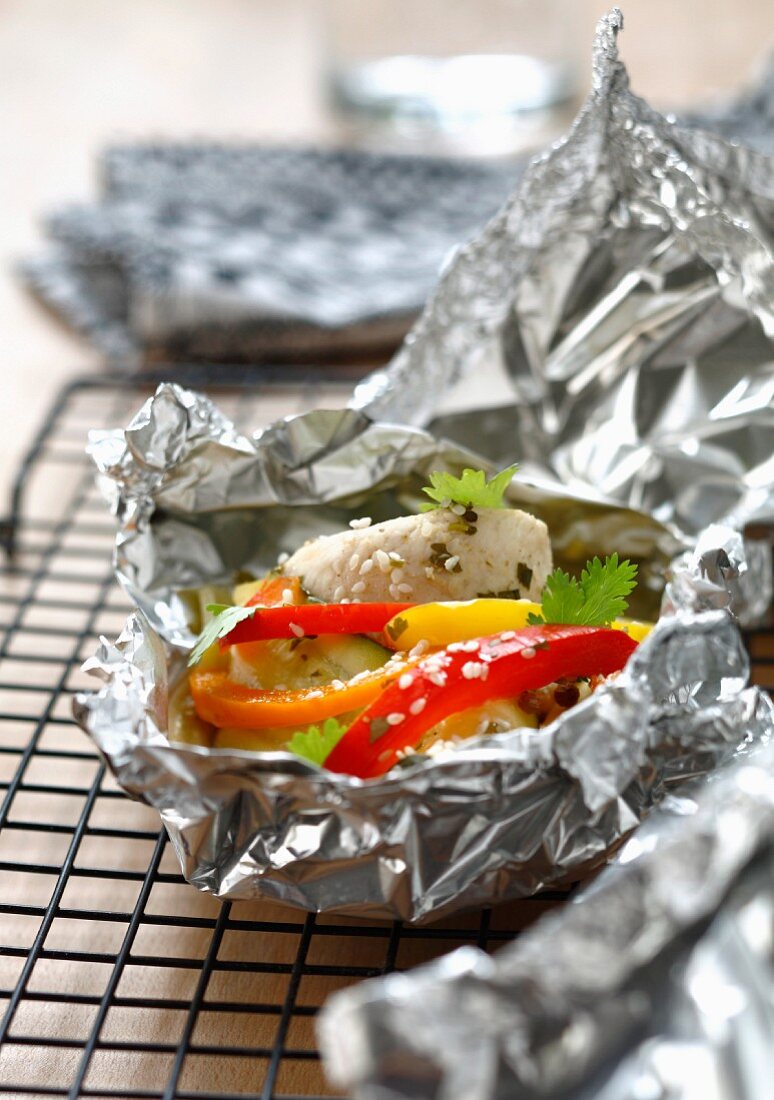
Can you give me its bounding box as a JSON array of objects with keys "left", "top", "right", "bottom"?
[{"left": 0, "top": 369, "right": 599, "bottom": 1100}]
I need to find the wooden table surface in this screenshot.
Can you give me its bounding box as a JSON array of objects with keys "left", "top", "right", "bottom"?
[{"left": 0, "top": 3, "right": 772, "bottom": 1098}]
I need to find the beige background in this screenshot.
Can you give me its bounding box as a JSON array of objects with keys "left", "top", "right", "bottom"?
[{"left": 0, "top": 0, "right": 771, "bottom": 495}]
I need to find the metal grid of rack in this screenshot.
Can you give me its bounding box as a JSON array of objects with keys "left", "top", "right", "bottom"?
[{"left": 0, "top": 372, "right": 601, "bottom": 1100}]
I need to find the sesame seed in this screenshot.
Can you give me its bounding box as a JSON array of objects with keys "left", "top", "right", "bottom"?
[
  {"left": 440, "top": 497, "right": 452, "bottom": 508},
  {"left": 333, "top": 585, "right": 345, "bottom": 602},
  {"left": 461, "top": 662, "right": 481, "bottom": 679},
  {"left": 388, "top": 551, "right": 402, "bottom": 562},
  {"left": 409, "top": 697, "right": 427, "bottom": 715},
  {"left": 397, "top": 583, "right": 413, "bottom": 595},
  {"left": 277, "top": 551, "right": 290, "bottom": 565},
  {"left": 349, "top": 553, "right": 360, "bottom": 570},
  {"left": 349, "top": 517, "right": 372, "bottom": 529},
  {"left": 340, "top": 597, "right": 350, "bottom": 604},
  {"left": 386, "top": 713, "right": 405, "bottom": 725},
  {"left": 428, "top": 671, "right": 447, "bottom": 686},
  {"left": 461, "top": 639, "right": 479, "bottom": 651},
  {"left": 307, "top": 689, "right": 323, "bottom": 698},
  {"left": 331, "top": 679, "right": 345, "bottom": 690},
  {"left": 359, "top": 559, "right": 374, "bottom": 575},
  {"left": 451, "top": 503, "right": 466, "bottom": 516},
  {"left": 424, "top": 566, "right": 434, "bottom": 579},
  {"left": 281, "top": 587, "right": 294, "bottom": 605},
  {"left": 398, "top": 673, "right": 413, "bottom": 690},
  {"left": 375, "top": 549, "right": 391, "bottom": 573},
  {"left": 409, "top": 640, "right": 430, "bottom": 658},
  {"left": 389, "top": 584, "right": 401, "bottom": 600},
  {"left": 289, "top": 622, "right": 305, "bottom": 638},
  {"left": 444, "top": 555, "right": 460, "bottom": 573},
  {"left": 521, "top": 647, "right": 536, "bottom": 660},
  {"left": 390, "top": 568, "right": 404, "bottom": 583},
  {"left": 500, "top": 631, "right": 516, "bottom": 641},
  {"left": 352, "top": 580, "right": 366, "bottom": 594}
]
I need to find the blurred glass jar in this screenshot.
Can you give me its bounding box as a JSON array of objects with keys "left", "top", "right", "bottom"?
[{"left": 323, "top": 0, "right": 585, "bottom": 156}]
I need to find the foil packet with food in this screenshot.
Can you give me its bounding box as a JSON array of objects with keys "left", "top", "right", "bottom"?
[
  {"left": 75, "top": 8, "right": 773, "bottom": 921},
  {"left": 74, "top": 381, "right": 765, "bottom": 921}
]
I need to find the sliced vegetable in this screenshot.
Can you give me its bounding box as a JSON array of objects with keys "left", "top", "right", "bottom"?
[
  {"left": 420, "top": 464, "right": 519, "bottom": 512},
  {"left": 240, "top": 575, "right": 304, "bottom": 608},
  {"left": 383, "top": 597, "right": 652, "bottom": 651},
  {"left": 220, "top": 601, "right": 415, "bottom": 649},
  {"left": 611, "top": 618, "right": 652, "bottom": 643},
  {"left": 528, "top": 554, "right": 638, "bottom": 627},
  {"left": 189, "top": 655, "right": 416, "bottom": 730},
  {"left": 188, "top": 604, "right": 257, "bottom": 667},
  {"left": 325, "top": 624, "right": 638, "bottom": 779},
  {"left": 383, "top": 598, "right": 542, "bottom": 651}
]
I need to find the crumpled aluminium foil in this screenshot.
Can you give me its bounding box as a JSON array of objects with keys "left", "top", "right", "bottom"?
[
  {"left": 75, "top": 380, "right": 768, "bottom": 921},
  {"left": 318, "top": 714, "right": 774, "bottom": 1100},
  {"left": 353, "top": 9, "right": 774, "bottom": 556},
  {"left": 75, "top": 6, "right": 774, "bottom": 922}
]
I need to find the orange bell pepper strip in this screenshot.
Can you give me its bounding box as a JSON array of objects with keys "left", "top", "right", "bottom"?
[
  {"left": 189, "top": 656, "right": 416, "bottom": 730},
  {"left": 243, "top": 576, "right": 304, "bottom": 607}
]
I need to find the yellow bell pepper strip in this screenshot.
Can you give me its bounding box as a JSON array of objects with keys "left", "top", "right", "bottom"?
[
  {"left": 383, "top": 599, "right": 653, "bottom": 651},
  {"left": 611, "top": 618, "right": 653, "bottom": 643},
  {"left": 325, "top": 624, "right": 638, "bottom": 779},
  {"left": 189, "top": 654, "right": 417, "bottom": 730},
  {"left": 383, "top": 598, "right": 541, "bottom": 650},
  {"left": 221, "top": 601, "right": 415, "bottom": 649}
]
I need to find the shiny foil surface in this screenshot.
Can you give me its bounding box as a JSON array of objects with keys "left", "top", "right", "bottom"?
[
  {"left": 319, "top": 718, "right": 774, "bottom": 1100},
  {"left": 353, "top": 9, "right": 774, "bottom": 553},
  {"left": 75, "top": 5, "right": 773, "bottom": 923}
]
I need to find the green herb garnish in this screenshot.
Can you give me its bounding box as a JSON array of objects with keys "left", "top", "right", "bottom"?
[
  {"left": 419, "top": 464, "right": 519, "bottom": 513},
  {"left": 188, "top": 603, "right": 258, "bottom": 667},
  {"left": 528, "top": 554, "right": 638, "bottom": 626},
  {"left": 288, "top": 718, "right": 348, "bottom": 766}
]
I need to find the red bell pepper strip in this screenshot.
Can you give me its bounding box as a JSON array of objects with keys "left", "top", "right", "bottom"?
[
  {"left": 221, "top": 601, "right": 415, "bottom": 648},
  {"left": 325, "top": 625, "right": 638, "bottom": 779}
]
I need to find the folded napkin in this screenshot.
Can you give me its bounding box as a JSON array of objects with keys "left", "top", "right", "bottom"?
[{"left": 20, "top": 146, "right": 517, "bottom": 366}]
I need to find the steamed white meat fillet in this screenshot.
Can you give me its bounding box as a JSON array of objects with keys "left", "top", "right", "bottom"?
[{"left": 282, "top": 507, "right": 551, "bottom": 605}]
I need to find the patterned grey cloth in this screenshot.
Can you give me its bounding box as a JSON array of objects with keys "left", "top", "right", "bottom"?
[
  {"left": 19, "top": 146, "right": 518, "bottom": 366},
  {"left": 19, "top": 64, "right": 774, "bottom": 367}
]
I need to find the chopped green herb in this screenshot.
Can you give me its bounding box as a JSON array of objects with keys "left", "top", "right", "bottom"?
[
  {"left": 528, "top": 554, "right": 638, "bottom": 627},
  {"left": 188, "top": 603, "right": 258, "bottom": 667},
  {"left": 385, "top": 615, "right": 409, "bottom": 642},
  {"left": 288, "top": 718, "right": 348, "bottom": 767},
  {"left": 419, "top": 464, "right": 519, "bottom": 512},
  {"left": 517, "top": 562, "right": 533, "bottom": 589}
]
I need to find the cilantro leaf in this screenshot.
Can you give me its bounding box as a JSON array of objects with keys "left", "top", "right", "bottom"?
[
  {"left": 534, "top": 568, "right": 586, "bottom": 625},
  {"left": 536, "top": 554, "right": 638, "bottom": 626},
  {"left": 288, "top": 718, "right": 348, "bottom": 767},
  {"left": 188, "top": 603, "right": 257, "bottom": 667},
  {"left": 419, "top": 463, "right": 519, "bottom": 512}
]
